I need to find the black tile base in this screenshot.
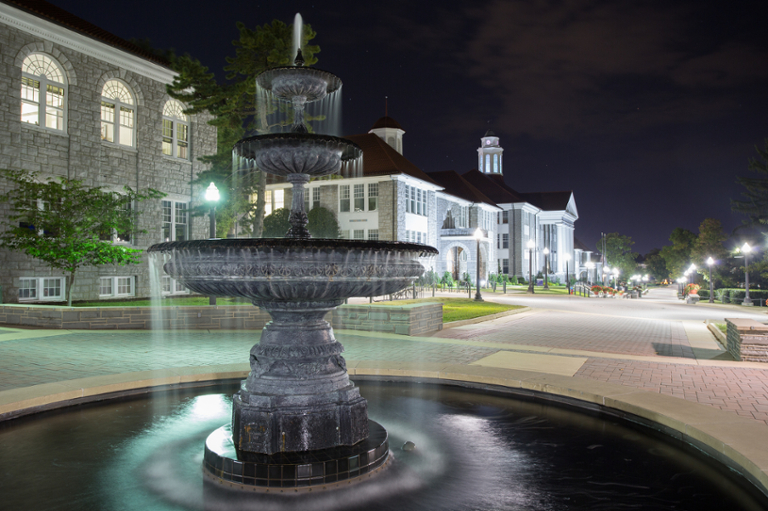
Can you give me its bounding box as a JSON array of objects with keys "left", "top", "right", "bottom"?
[{"left": 203, "top": 420, "right": 390, "bottom": 491}]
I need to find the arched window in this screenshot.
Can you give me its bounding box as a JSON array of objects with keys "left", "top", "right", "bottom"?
[
  {"left": 101, "top": 80, "right": 134, "bottom": 147},
  {"left": 162, "top": 100, "right": 189, "bottom": 159},
  {"left": 21, "top": 54, "right": 67, "bottom": 131}
]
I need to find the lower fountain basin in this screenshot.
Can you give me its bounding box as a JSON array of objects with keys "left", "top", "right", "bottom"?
[{"left": 149, "top": 238, "right": 437, "bottom": 303}]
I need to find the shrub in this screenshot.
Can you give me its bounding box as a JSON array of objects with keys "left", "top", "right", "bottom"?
[
  {"left": 262, "top": 208, "right": 291, "bottom": 237},
  {"left": 698, "top": 289, "right": 710, "bottom": 299},
  {"left": 510, "top": 275, "right": 519, "bottom": 285},
  {"left": 307, "top": 206, "right": 340, "bottom": 238}
]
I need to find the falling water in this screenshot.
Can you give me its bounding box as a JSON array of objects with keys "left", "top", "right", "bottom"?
[{"left": 292, "top": 13, "right": 303, "bottom": 63}]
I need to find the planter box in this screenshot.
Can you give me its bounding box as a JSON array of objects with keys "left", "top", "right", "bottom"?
[{"left": 725, "top": 318, "right": 768, "bottom": 362}]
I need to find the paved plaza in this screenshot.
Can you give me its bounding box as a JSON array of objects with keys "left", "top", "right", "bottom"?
[{"left": 2, "top": 286, "right": 768, "bottom": 427}]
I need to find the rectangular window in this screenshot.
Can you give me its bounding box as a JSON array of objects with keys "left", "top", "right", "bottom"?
[
  {"left": 21, "top": 77, "right": 40, "bottom": 125},
  {"left": 100, "top": 276, "right": 135, "bottom": 298},
  {"left": 410, "top": 186, "right": 416, "bottom": 214},
  {"left": 177, "top": 124, "right": 189, "bottom": 159},
  {"left": 354, "top": 184, "right": 365, "bottom": 212},
  {"left": 353, "top": 229, "right": 364, "bottom": 240},
  {"left": 162, "top": 119, "right": 173, "bottom": 156},
  {"left": 161, "top": 276, "right": 172, "bottom": 294},
  {"left": 503, "top": 234, "right": 509, "bottom": 249},
  {"left": 417, "top": 189, "right": 422, "bottom": 215},
  {"left": 162, "top": 200, "right": 188, "bottom": 242},
  {"left": 312, "top": 187, "right": 320, "bottom": 210},
  {"left": 503, "top": 259, "right": 509, "bottom": 274},
  {"left": 503, "top": 211, "right": 509, "bottom": 224},
  {"left": 100, "top": 277, "right": 113, "bottom": 296},
  {"left": 45, "top": 84, "right": 64, "bottom": 130},
  {"left": 368, "top": 183, "right": 378, "bottom": 211},
  {"left": 19, "top": 277, "right": 64, "bottom": 301},
  {"left": 119, "top": 106, "right": 134, "bottom": 147},
  {"left": 101, "top": 101, "right": 115, "bottom": 142},
  {"left": 341, "top": 230, "right": 350, "bottom": 239},
  {"left": 274, "top": 189, "right": 284, "bottom": 211},
  {"left": 304, "top": 187, "right": 310, "bottom": 212},
  {"left": 264, "top": 190, "right": 273, "bottom": 216},
  {"left": 340, "top": 185, "right": 350, "bottom": 212},
  {"left": 368, "top": 229, "right": 379, "bottom": 241},
  {"left": 417, "top": 231, "right": 422, "bottom": 243}
]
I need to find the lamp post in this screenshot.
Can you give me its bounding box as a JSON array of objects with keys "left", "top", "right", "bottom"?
[
  {"left": 526, "top": 239, "right": 535, "bottom": 294},
  {"left": 742, "top": 243, "right": 752, "bottom": 306},
  {"left": 542, "top": 247, "right": 550, "bottom": 290},
  {"left": 603, "top": 266, "right": 610, "bottom": 287},
  {"left": 613, "top": 268, "right": 620, "bottom": 290},
  {"left": 687, "top": 264, "right": 696, "bottom": 285},
  {"left": 564, "top": 253, "right": 571, "bottom": 295},
  {"left": 474, "top": 229, "right": 484, "bottom": 301},
  {"left": 205, "top": 182, "right": 220, "bottom": 306},
  {"left": 707, "top": 257, "right": 715, "bottom": 303}
]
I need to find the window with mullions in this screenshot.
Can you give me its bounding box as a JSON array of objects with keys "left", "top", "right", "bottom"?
[
  {"left": 162, "top": 100, "right": 189, "bottom": 159},
  {"left": 503, "top": 234, "right": 509, "bottom": 249},
  {"left": 99, "top": 276, "right": 135, "bottom": 298},
  {"left": 101, "top": 80, "right": 134, "bottom": 147},
  {"left": 162, "top": 200, "right": 188, "bottom": 241},
  {"left": 312, "top": 188, "right": 320, "bottom": 210},
  {"left": 19, "top": 277, "right": 64, "bottom": 301},
  {"left": 353, "top": 229, "right": 365, "bottom": 240},
  {"left": 21, "top": 54, "right": 66, "bottom": 131},
  {"left": 98, "top": 200, "right": 133, "bottom": 243},
  {"left": 161, "top": 276, "right": 189, "bottom": 295},
  {"left": 354, "top": 184, "right": 365, "bottom": 212},
  {"left": 368, "top": 183, "right": 378, "bottom": 211},
  {"left": 368, "top": 229, "right": 379, "bottom": 240},
  {"left": 340, "top": 185, "right": 350, "bottom": 212}
]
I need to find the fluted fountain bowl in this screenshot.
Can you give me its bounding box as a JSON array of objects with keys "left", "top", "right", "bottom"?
[
  {"left": 257, "top": 66, "right": 341, "bottom": 102},
  {"left": 234, "top": 133, "right": 362, "bottom": 177},
  {"left": 148, "top": 238, "right": 438, "bottom": 306}
]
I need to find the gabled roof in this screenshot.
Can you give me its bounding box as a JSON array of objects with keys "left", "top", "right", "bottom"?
[
  {"left": 428, "top": 171, "right": 499, "bottom": 208},
  {"left": 370, "top": 116, "right": 403, "bottom": 130},
  {"left": 343, "top": 133, "right": 437, "bottom": 185},
  {"left": 574, "top": 237, "right": 591, "bottom": 251},
  {"left": 2, "top": 0, "right": 172, "bottom": 67},
  {"left": 519, "top": 191, "right": 573, "bottom": 211},
  {"left": 460, "top": 170, "right": 524, "bottom": 204}
]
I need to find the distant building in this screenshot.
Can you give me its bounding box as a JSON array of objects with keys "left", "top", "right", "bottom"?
[
  {"left": 0, "top": 0, "right": 216, "bottom": 303},
  {"left": 265, "top": 118, "right": 584, "bottom": 285}
]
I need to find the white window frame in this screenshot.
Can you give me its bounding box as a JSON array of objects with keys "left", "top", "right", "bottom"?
[
  {"left": 340, "top": 185, "right": 350, "bottom": 212},
  {"left": 18, "top": 277, "right": 65, "bottom": 302},
  {"left": 21, "top": 54, "right": 67, "bottom": 132},
  {"left": 162, "top": 100, "right": 189, "bottom": 159},
  {"left": 162, "top": 200, "right": 188, "bottom": 242},
  {"left": 368, "top": 229, "right": 379, "bottom": 241},
  {"left": 99, "top": 276, "right": 135, "bottom": 298},
  {"left": 161, "top": 275, "right": 189, "bottom": 296},
  {"left": 101, "top": 79, "right": 135, "bottom": 147},
  {"left": 368, "top": 183, "right": 378, "bottom": 211},
  {"left": 353, "top": 184, "right": 365, "bottom": 212}
]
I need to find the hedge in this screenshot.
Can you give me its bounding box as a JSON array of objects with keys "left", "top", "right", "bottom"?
[{"left": 713, "top": 288, "right": 768, "bottom": 306}]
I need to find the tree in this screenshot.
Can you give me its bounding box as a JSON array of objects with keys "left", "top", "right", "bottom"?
[
  {"left": 166, "top": 20, "right": 320, "bottom": 238},
  {"left": 690, "top": 218, "right": 730, "bottom": 288},
  {"left": 0, "top": 169, "right": 163, "bottom": 306},
  {"left": 598, "top": 233, "right": 637, "bottom": 278},
  {"left": 262, "top": 208, "right": 291, "bottom": 237},
  {"left": 644, "top": 248, "right": 669, "bottom": 282},
  {"left": 732, "top": 138, "right": 768, "bottom": 227},
  {"left": 307, "top": 207, "right": 340, "bottom": 238},
  {"left": 659, "top": 228, "right": 696, "bottom": 278}
]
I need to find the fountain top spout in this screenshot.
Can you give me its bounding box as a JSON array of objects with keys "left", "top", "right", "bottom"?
[{"left": 294, "top": 48, "right": 305, "bottom": 67}]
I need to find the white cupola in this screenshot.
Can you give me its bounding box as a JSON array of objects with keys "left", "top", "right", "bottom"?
[
  {"left": 477, "top": 129, "right": 503, "bottom": 174},
  {"left": 369, "top": 116, "right": 405, "bottom": 155}
]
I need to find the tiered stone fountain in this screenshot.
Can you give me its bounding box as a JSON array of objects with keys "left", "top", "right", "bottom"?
[{"left": 148, "top": 49, "right": 437, "bottom": 490}]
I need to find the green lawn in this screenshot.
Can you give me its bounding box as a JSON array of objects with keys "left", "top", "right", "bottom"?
[
  {"left": 375, "top": 297, "right": 523, "bottom": 323},
  {"left": 73, "top": 296, "right": 250, "bottom": 307}
]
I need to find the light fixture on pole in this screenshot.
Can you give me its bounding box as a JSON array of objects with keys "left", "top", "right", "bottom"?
[
  {"left": 687, "top": 264, "right": 696, "bottom": 285},
  {"left": 474, "top": 228, "right": 483, "bottom": 302},
  {"left": 564, "top": 253, "right": 571, "bottom": 295},
  {"left": 526, "top": 239, "right": 535, "bottom": 294},
  {"left": 706, "top": 257, "right": 715, "bottom": 303},
  {"left": 613, "top": 268, "right": 620, "bottom": 290},
  {"left": 205, "top": 182, "right": 220, "bottom": 306},
  {"left": 603, "top": 266, "right": 610, "bottom": 286},
  {"left": 542, "top": 247, "right": 550, "bottom": 290},
  {"left": 742, "top": 242, "right": 752, "bottom": 306}
]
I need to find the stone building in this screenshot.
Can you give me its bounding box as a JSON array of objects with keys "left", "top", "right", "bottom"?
[
  {"left": 265, "top": 117, "right": 582, "bottom": 285},
  {"left": 0, "top": 0, "right": 216, "bottom": 303}
]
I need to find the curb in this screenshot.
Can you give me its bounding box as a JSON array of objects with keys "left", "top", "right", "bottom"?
[{"left": 441, "top": 306, "right": 531, "bottom": 329}]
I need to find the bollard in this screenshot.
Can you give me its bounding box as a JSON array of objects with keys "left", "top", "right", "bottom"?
[
  {"left": 413, "top": 283, "right": 416, "bottom": 300},
  {"left": 503, "top": 281, "right": 506, "bottom": 294}
]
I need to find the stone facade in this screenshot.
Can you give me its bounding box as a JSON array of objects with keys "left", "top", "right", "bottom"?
[
  {"left": 725, "top": 318, "right": 768, "bottom": 363},
  {"left": 0, "top": 3, "right": 216, "bottom": 303}
]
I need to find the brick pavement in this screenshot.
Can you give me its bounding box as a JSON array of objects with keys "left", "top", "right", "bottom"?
[{"left": 435, "top": 310, "right": 693, "bottom": 358}]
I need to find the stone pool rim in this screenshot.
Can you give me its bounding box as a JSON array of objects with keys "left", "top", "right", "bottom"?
[{"left": 1, "top": 362, "right": 767, "bottom": 501}]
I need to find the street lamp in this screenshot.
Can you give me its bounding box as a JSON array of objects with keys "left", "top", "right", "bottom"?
[
  {"left": 564, "top": 253, "right": 571, "bottom": 295},
  {"left": 706, "top": 257, "right": 715, "bottom": 303},
  {"left": 205, "top": 182, "right": 220, "bottom": 306},
  {"left": 542, "top": 247, "right": 550, "bottom": 290},
  {"left": 526, "top": 239, "right": 535, "bottom": 294},
  {"left": 603, "top": 266, "right": 610, "bottom": 287},
  {"left": 474, "top": 229, "right": 483, "bottom": 301},
  {"left": 613, "top": 268, "right": 620, "bottom": 290},
  {"left": 586, "top": 261, "right": 595, "bottom": 285},
  {"left": 742, "top": 242, "right": 752, "bottom": 306},
  {"left": 687, "top": 264, "right": 696, "bottom": 285}
]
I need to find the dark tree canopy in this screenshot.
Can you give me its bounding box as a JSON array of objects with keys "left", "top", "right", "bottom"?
[
  {"left": 598, "top": 232, "right": 637, "bottom": 278},
  {"left": 733, "top": 138, "right": 768, "bottom": 227},
  {"left": 307, "top": 207, "right": 340, "bottom": 239},
  {"left": 262, "top": 208, "right": 291, "bottom": 237}
]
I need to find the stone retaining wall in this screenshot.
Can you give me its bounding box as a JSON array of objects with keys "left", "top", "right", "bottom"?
[
  {"left": 0, "top": 303, "right": 443, "bottom": 336},
  {"left": 725, "top": 318, "right": 768, "bottom": 362}
]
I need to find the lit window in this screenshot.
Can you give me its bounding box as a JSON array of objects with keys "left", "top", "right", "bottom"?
[
  {"left": 162, "top": 100, "right": 189, "bottom": 159},
  {"left": 274, "top": 189, "right": 284, "bottom": 210},
  {"left": 353, "top": 229, "right": 365, "bottom": 240},
  {"left": 340, "top": 185, "right": 350, "bottom": 212},
  {"left": 18, "top": 277, "right": 64, "bottom": 301},
  {"left": 354, "top": 184, "right": 365, "bottom": 212},
  {"left": 21, "top": 54, "right": 66, "bottom": 131},
  {"left": 162, "top": 200, "right": 188, "bottom": 241},
  {"left": 304, "top": 187, "right": 311, "bottom": 211},
  {"left": 264, "top": 191, "right": 272, "bottom": 216},
  {"left": 368, "top": 183, "right": 378, "bottom": 211},
  {"left": 368, "top": 229, "right": 379, "bottom": 241},
  {"left": 312, "top": 187, "right": 320, "bottom": 210},
  {"left": 101, "top": 80, "right": 134, "bottom": 147}
]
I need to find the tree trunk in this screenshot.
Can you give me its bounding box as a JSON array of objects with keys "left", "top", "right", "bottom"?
[{"left": 66, "top": 272, "right": 76, "bottom": 307}]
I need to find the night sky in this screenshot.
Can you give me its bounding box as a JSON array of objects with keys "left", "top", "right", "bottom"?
[{"left": 50, "top": 0, "right": 768, "bottom": 254}]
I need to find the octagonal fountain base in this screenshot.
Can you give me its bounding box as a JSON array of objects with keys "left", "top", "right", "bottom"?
[{"left": 203, "top": 421, "right": 391, "bottom": 491}]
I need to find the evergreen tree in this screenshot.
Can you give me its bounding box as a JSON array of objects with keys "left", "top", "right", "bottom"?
[
  {"left": 733, "top": 138, "right": 768, "bottom": 227},
  {"left": 166, "top": 20, "right": 320, "bottom": 237}
]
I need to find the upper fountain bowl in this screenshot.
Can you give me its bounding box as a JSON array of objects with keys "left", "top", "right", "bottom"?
[
  {"left": 257, "top": 66, "right": 341, "bottom": 102},
  {"left": 148, "top": 238, "right": 438, "bottom": 306},
  {"left": 234, "top": 133, "right": 361, "bottom": 177}
]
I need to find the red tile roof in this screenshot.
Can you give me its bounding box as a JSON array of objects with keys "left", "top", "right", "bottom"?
[
  {"left": 370, "top": 116, "right": 403, "bottom": 130},
  {"left": 2, "top": 0, "right": 172, "bottom": 67},
  {"left": 342, "top": 133, "right": 437, "bottom": 185},
  {"left": 427, "top": 170, "right": 499, "bottom": 208}
]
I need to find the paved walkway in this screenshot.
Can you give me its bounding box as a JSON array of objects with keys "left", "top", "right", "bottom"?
[{"left": 2, "top": 286, "right": 768, "bottom": 427}]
